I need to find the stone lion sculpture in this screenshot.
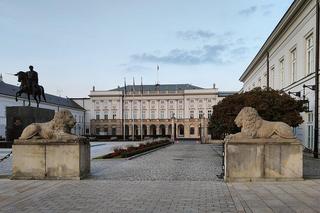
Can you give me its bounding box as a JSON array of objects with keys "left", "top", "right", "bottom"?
[
  {"left": 19, "top": 110, "right": 79, "bottom": 140},
  {"left": 226, "top": 107, "right": 295, "bottom": 140}
]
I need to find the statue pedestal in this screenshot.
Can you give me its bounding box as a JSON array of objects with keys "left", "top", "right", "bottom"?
[
  {"left": 224, "top": 138, "right": 303, "bottom": 182},
  {"left": 12, "top": 138, "right": 90, "bottom": 180}
]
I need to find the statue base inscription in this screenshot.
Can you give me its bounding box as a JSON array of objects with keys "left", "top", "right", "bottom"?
[
  {"left": 12, "top": 138, "right": 90, "bottom": 180},
  {"left": 224, "top": 138, "right": 303, "bottom": 182}
]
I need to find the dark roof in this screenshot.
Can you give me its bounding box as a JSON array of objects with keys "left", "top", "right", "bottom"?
[
  {"left": 0, "top": 81, "right": 84, "bottom": 110},
  {"left": 110, "top": 84, "right": 203, "bottom": 92},
  {"left": 218, "top": 91, "right": 237, "bottom": 97}
]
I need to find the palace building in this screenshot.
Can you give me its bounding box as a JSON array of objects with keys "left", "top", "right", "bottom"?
[
  {"left": 239, "top": 0, "right": 319, "bottom": 150},
  {"left": 73, "top": 83, "right": 235, "bottom": 140}
]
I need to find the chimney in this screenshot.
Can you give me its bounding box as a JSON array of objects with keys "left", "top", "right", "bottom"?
[
  {"left": 213, "top": 83, "right": 216, "bottom": 89},
  {"left": 93, "top": 86, "right": 95, "bottom": 91}
]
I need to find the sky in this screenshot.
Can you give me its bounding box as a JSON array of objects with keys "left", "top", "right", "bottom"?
[{"left": 0, "top": 0, "right": 294, "bottom": 97}]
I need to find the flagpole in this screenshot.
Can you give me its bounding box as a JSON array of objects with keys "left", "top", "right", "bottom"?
[
  {"left": 140, "top": 77, "right": 143, "bottom": 141},
  {"left": 156, "top": 65, "right": 159, "bottom": 85},
  {"left": 123, "top": 78, "right": 126, "bottom": 141},
  {"left": 132, "top": 77, "right": 135, "bottom": 141}
]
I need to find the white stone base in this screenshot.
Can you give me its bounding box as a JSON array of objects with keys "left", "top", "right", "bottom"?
[
  {"left": 224, "top": 138, "right": 303, "bottom": 182},
  {"left": 12, "top": 139, "right": 90, "bottom": 180}
]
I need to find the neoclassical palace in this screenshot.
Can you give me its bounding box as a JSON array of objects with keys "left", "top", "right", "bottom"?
[{"left": 73, "top": 84, "right": 235, "bottom": 139}]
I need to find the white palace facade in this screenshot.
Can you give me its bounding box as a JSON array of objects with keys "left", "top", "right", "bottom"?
[
  {"left": 239, "top": 0, "right": 319, "bottom": 150},
  {"left": 73, "top": 84, "right": 235, "bottom": 139}
]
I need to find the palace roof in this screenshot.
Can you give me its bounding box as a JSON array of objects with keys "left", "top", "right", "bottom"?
[{"left": 0, "top": 81, "right": 84, "bottom": 110}]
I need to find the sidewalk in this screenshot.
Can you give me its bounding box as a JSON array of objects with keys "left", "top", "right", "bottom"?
[{"left": 0, "top": 143, "right": 319, "bottom": 212}]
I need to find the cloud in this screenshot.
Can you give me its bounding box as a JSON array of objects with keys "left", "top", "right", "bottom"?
[
  {"left": 238, "top": 6, "right": 257, "bottom": 16},
  {"left": 131, "top": 45, "right": 228, "bottom": 65},
  {"left": 239, "top": 4, "right": 274, "bottom": 17},
  {"left": 261, "top": 4, "right": 274, "bottom": 16},
  {"left": 176, "top": 30, "right": 216, "bottom": 40},
  {"left": 230, "top": 47, "right": 250, "bottom": 59},
  {"left": 119, "top": 64, "right": 150, "bottom": 72}
]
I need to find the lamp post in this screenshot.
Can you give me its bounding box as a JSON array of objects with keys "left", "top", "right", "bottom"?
[
  {"left": 171, "top": 113, "right": 175, "bottom": 142},
  {"left": 314, "top": 0, "right": 319, "bottom": 158}
]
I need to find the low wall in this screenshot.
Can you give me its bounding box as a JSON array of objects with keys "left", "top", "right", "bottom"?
[
  {"left": 224, "top": 138, "right": 303, "bottom": 182},
  {"left": 12, "top": 138, "right": 90, "bottom": 180}
]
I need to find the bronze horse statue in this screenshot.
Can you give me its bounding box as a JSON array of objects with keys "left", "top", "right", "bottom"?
[{"left": 15, "top": 71, "right": 46, "bottom": 107}]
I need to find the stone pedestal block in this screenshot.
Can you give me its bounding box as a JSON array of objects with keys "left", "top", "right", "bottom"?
[
  {"left": 12, "top": 138, "right": 90, "bottom": 180},
  {"left": 224, "top": 138, "right": 303, "bottom": 182}
]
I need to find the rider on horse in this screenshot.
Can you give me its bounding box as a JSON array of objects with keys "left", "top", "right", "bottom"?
[
  {"left": 15, "top": 65, "right": 46, "bottom": 107},
  {"left": 26, "top": 65, "right": 39, "bottom": 92}
]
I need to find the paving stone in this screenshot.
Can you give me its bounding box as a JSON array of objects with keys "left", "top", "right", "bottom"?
[{"left": 1, "top": 142, "right": 320, "bottom": 212}]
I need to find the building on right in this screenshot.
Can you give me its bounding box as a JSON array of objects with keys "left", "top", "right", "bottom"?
[{"left": 239, "top": 0, "right": 319, "bottom": 153}]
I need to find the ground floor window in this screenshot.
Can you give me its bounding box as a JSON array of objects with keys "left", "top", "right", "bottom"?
[
  {"left": 190, "top": 127, "right": 195, "bottom": 135},
  {"left": 178, "top": 125, "right": 184, "bottom": 136},
  {"left": 112, "top": 127, "right": 116, "bottom": 135},
  {"left": 96, "top": 128, "right": 100, "bottom": 135}
]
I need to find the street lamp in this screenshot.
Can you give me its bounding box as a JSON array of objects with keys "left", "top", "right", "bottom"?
[{"left": 171, "top": 113, "right": 175, "bottom": 142}]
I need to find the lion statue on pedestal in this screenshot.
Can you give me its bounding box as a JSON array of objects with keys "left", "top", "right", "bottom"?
[
  {"left": 226, "top": 107, "right": 295, "bottom": 140},
  {"left": 19, "top": 110, "right": 79, "bottom": 140}
]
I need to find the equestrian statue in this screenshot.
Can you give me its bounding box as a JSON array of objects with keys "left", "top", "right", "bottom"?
[{"left": 15, "top": 65, "right": 46, "bottom": 107}]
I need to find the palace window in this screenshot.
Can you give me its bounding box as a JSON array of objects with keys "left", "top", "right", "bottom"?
[
  {"left": 291, "top": 48, "right": 297, "bottom": 83},
  {"left": 190, "top": 111, "right": 194, "bottom": 119},
  {"left": 104, "top": 127, "right": 108, "bottom": 135},
  {"left": 133, "top": 111, "right": 137, "bottom": 119},
  {"left": 104, "top": 112, "right": 108, "bottom": 120},
  {"left": 96, "top": 128, "right": 100, "bottom": 135},
  {"left": 112, "top": 127, "right": 116, "bottom": 135},
  {"left": 112, "top": 111, "right": 116, "bottom": 119},
  {"left": 306, "top": 35, "right": 314, "bottom": 75},
  {"left": 199, "top": 110, "right": 203, "bottom": 118},
  {"left": 151, "top": 111, "right": 156, "bottom": 119},
  {"left": 208, "top": 110, "right": 212, "bottom": 118},
  {"left": 279, "top": 58, "right": 285, "bottom": 88},
  {"left": 178, "top": 110, "right": 183, "bottom": 119},
  {"left": 169, "top": 111, "right": 175, "bottom": 118},
  {"left": 124, "top": 111, "right": 129, "bottom": 119},
  {"left": 142, "top": 111, "right": 146, "bottom": 119},
  {"left": 160, "top": 110, "right": 165, "bottom": 119},
  {"left": 190, "top": 127, "right": 195, "bottom": 135},
  {"left": 270, "top": 66, "right": 275, "bottom": 88},
  {"left": 95, "top": 112, "right": 100, "bottom": 120}
]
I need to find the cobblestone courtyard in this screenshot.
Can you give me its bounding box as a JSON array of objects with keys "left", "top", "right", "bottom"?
[{"left": 0, "top": 142, "right": 320, "bottom": 212}]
